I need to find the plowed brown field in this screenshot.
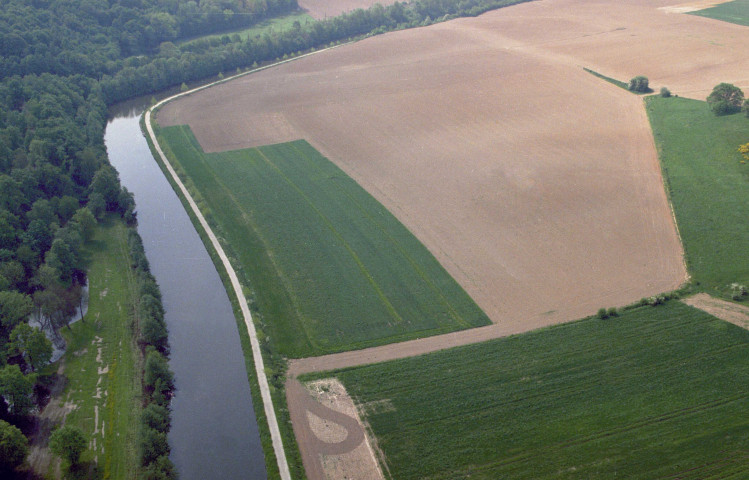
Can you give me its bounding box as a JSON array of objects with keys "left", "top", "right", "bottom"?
[{"left": 155, "top": 0, "right": 743, "bottom": 336}]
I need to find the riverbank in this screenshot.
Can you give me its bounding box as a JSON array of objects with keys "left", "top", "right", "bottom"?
[{"left": 27, "top": 218, "right": 142, "bottom": 479}]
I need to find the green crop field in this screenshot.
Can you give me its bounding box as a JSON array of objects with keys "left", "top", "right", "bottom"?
[
  {"left": 323, "top": 302, "right": 749, "bottom": 479},
  {"left": 61, "top": 218, "right": 141, "bottom": 478},
  {"left": 156, "top": 125, "right": 490, "bottom": 358},
  {"left": 691, "top": 0, "right": 749, "bottom": 26},
  {"left": 646, "top": 96, "right": 749, "bottom": 296}
]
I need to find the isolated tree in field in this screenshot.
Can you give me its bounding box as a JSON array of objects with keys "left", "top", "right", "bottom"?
[
  {"left": 628, "top": 76, "right": 649, "bottom": 93},
  {"left": 660, "top": 86, "right": 671, "bottom": 98},
  {"left": 49, "top": 425, "right": 86, "bottom": 465},
  {"left": 0, "top": 419, "right": 28, "bottom": 472},
  {"left": 707, "top": 83, "right": 744, "bottom": 115}
]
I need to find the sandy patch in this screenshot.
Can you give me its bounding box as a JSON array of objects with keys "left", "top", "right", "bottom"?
[
  {"left": 683, "top": 293, "right": 749, "bottom": 329},
  {"left": 659, "top": 0, "right": 734, "bottom": 13},
  {"left": 286, "top": 378, "right": 385, "bottom": 480},
  {"left": 298, "top": 0, "right": 395, "bottom": 19}
]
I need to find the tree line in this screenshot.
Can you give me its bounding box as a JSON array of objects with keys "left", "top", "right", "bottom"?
[{"left": 100, "top": 0, "right": 531, "bottom": 103}]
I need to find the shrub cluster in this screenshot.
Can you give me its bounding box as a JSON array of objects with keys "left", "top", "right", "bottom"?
[
  {"left": 707, "top": 83, "right": 745, "bottom": 116},
  {"left": 597, "top": 307, "right": 618, "bottom": 319},
  {"left": 127, "top": 229, "right": 176, "bottom": 479},
  {"left": 628, "top": 75, "right": 649, "bottom": 93}
]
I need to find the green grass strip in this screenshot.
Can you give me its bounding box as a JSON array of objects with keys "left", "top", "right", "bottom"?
[
  {"left": 319, "top": 302, "right": 749, "bottom": 479},
  {"left": 583, "top": 67, "right": 652, "bottom": 94},
  {"left": 690, "top": 0, "right": 749, "bottom": 27},
  {"left": 61, "top": 217, "right": 142, "bottom": 479},
  {"left": 156, "top": 125, "right": 490, "bottom": 358},
  {"left": 646, "top": 96, "right": 749, "bottom": 296}
]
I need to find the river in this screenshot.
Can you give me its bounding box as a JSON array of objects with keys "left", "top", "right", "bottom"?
[{"left": 105, "top": 100, "right": 267, "bottom": 480}]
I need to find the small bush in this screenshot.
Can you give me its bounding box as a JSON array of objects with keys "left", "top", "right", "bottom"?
[
  {"left": 597, "top": 308, "right": 609, "bottom": 319},
  {"left": 730, "top": 283, "right": 747, "bottom": 301},
  {"left": 607, "top": 307, "right": 618, "bottom": 317},
  {"left": 142, "top": 404, "right": 171, "bottom": 433},
  {"left": 139, "top": 427, "right": 169, "bottom": 466},
  {"left": 660, "top": 87, "right": 671, "bottom": 98}
]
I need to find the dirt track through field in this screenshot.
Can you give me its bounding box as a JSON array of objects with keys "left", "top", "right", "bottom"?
[{"left": 683, "top": 293, "right": 749, "bottom": 329}]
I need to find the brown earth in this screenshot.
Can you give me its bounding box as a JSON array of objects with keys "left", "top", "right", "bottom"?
[
  {"left": 157, "top": 0, "right": 705, "bottom": 337},
  {"left": 286, "top": 378, "right": 385, "bottom": 480},
  {"left": 297, "top": 0, "right": 391, "bottom": 19}
]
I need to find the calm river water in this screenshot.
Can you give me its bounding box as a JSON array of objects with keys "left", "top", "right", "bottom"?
[{"left": 105, "top": 101, "right": 267, "bottom": 480}]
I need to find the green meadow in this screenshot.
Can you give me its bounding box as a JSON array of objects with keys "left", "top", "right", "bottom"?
[
  {"left": 646, "top": 96, "right": 749, "bottom": 296},
  {"left": 691, "top": 0, "right": 749, "bottom": 26},
  {"left": 61, "top": 218, "right": 141, "bottom": 478},
  {"left": 156, "top": 125, "right": 490, "bottom": 358},
  {"left": 324, "top": 302, "right": 749, "bottom": 479}
]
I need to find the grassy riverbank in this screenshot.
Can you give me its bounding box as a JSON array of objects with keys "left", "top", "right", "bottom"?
[{"left": 59, "top": 218, "right": 142, "bottom": 478}]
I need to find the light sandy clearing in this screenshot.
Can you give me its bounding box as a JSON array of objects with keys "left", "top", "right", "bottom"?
[
  {"left": 159, "top": 0, "right": 696, "bottom": 338},
  {"left": 683, "top": 293, "right": 749, "bottom": 329},
  {"left": 286, "top": 378, "right": 385, "bottom": 480},
  {"left": 297, "top": 0, "right": 393, "bottom": 19},
  {"left": 659, "top": 0, "right": 734, "bottom": 13}
]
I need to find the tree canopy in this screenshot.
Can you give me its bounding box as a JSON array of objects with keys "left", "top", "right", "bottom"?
[
  {"left": 707, "top": 83, "right": 745, "bottom": 115},
  {"left": 49, "top": 425, "right": 87, "bottom": 465},
  {"left": 0, "top": 419, "right": 27, "bottom": 472}
]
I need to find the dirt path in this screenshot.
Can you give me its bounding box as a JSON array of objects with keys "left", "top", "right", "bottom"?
[{"left": 682, "top": 293, "right": 749, "bottom": 329}]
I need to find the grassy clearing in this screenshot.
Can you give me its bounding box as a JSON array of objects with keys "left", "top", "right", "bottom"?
[
  {"left": 155, "top": 125, "right": 489, "bottom": 358},
  {"left": 178, "top": 11, "right": 314, "bottom": 48},
  {"left": 319, "top": 302, "right": 749, "bottom": 479},
  {"left": 646, "top": 96, "right": 749, "bottom": 296},
  {"left": 60, "top": 217, "right": 141, "bottom": 479},
  {"left": 691, "top": 0, "right": 749, "bottom": 26}
]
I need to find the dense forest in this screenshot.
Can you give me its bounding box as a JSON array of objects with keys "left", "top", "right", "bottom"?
[{"left": 0, "top": 0, "right": 527, "bottom": 476}]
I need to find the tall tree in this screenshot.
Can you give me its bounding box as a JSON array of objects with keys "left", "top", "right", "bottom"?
[
  {"left": 9, "top": 323, "right": 52, "bottom": 372},
  {"left": 707, "top": 83, "right": 744, "bottom": 115}
]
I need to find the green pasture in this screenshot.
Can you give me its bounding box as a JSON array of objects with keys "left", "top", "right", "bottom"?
[
  {"left": 179, "top": 11, "right": 314, "bottom": 48},
  {"left": 323, "top": 302, "right": 749, "bottom": 479},
  {"left": 61, "top": 218, "right": 141, "bottom": 479},
  {"left": 646, "top": 96, "right": 749, "bottom": 296},
  {"left": 691, "top": 0, "right": 749, "bottom": 26},
  {"left": 156, "top": 125, "right": 489, "bottom": 358}
]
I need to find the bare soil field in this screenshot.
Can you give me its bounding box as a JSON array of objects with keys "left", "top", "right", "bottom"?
[
  {"left": 156, "top": 0, "right": 718, "bottom": 337},
  {"left": 297, "top": 0, "right": 389, "bottom": 19}
]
